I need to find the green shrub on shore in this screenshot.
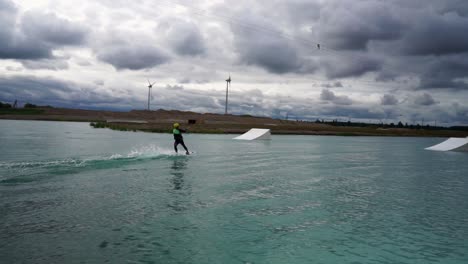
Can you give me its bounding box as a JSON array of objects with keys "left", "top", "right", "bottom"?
[
  {"left": 24, "top": 103, "right": 37, "bottom": 108},
  {"left": 90, "top": 122, "right": 137, "bottom": 132},
  {"left": 0, "top": 108, "right": 44, "bottom": 115},
  {"left": 0, "top": 102, "right": 12, "bottom": 109},
  {"left": 90, "top": 122, "right": 107, "bottom": 128}
]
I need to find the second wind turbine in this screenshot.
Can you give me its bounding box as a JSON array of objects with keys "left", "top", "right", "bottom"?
[
  {"left": 147, "top": 79, "right": 156, "bottom": 110},
  {"left": 225, "top": 75, "right": 231, "bottom": 115}
]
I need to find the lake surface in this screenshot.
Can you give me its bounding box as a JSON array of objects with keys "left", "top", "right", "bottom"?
[{"left": 1, "top": 120, "right": 467, "bottom": 264}]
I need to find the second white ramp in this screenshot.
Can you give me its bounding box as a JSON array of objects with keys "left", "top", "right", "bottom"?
[
  {"left": 233, "top": 128, "right": 271, "bottom": 140},
  {"left": 425, "top": 137, "right": 468, "bottom": 152}
]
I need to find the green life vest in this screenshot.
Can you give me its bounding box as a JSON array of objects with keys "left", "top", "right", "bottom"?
[{"left": 173, "top": 128, "right": 180, "bottom": 135}]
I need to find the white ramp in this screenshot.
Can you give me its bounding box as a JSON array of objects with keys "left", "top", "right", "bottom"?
[
  {"left": 233, "top": 128, "right": 271, "bottom": 140},
  {"left": 425, "top": 137, "right": 468, "bottom": 152}
]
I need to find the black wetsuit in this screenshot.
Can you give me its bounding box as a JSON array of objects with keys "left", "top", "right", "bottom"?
[{"left": 173, "top": 128, "right": 189, "bottom": 153}]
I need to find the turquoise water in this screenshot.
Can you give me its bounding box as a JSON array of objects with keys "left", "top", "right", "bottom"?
[{"left": 1, "top": 120, "right": 467, "bottom": 264}]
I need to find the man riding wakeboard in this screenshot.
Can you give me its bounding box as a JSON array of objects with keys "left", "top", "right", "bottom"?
[{"left": 173, "top": 123, "right": 190, "bottom": 155}]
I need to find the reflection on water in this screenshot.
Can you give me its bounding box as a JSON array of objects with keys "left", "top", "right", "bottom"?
[
  {"left": 167, "top": 158, "right": 191, "bottom": 212},
  {"left": 170, "top": 158, "right": 188, "bottom": 191}
]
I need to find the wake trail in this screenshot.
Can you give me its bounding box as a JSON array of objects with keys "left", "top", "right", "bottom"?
[{"left": 0, "top": 145, "right": 178, "bottom": 171}]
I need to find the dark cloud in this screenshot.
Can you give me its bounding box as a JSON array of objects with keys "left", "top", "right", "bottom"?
[
  {"left": 21, "top": 11, "right": 88, "bottom": 46},
  {"left": 0, "top": 75, "right": 131, "bottom": 109},
  {"left": 322, "top": 81, "right": 343, "bottom": 88},
  {"left": 375, "top": 70, "right": 401, "bottom": 82},
  {"left": 0, "top": 42, "right": 52, "bottom": 60},
  {"left": 281, "top": 102, "right": 390, "bottom": 121},
  {"left": 228, "top": 89, "right": 268, "bottom": 115},
  {"left": 317, "top": 105, "right": 386, "bottom": 120},
  {"left": 18, "top": 82, "right": 210, "bottom": 113},
  {"left": 420, "top": 79, "right": 468, "bottom": 90},
  {"left": 318, "top": 1, "right": 404, "bottom": 50},
  {"left": 21, "top": 59, "right": 69, "bottom": 70},
  {"left": 453, "top": 103, "right": 468, "bottom": 123},
  {"left": 320, "top": 89, "right": 353, "bottom": 105},
  {"left": 381, "top": 94, "right": 398, "bottom": 105},
  {"left": 401, "top": 12, "right": 468, "bottom": 56},
  {"left": 0, "top": 7, "right": 53, "bottom": 62},
  {"left": 282, "top": 1, "right": 321, "bottom": 23},
  {"left": 320, "top": 89, "right": 335, "bottom": 101},
  {"left": 152, "top": 85, "right": 220, "bottom": 111},
  {"left": 230, "top": 15, "right": 304, "bottom": 74},
  {"left": 414, "top": 93, "right": 438, "bottom": 106},
  {"left": 136, "top": 84, "right": 274, "bottom": 117},
  {"left": 418, "top": 56, "right": 468, "bottom": 90},
  {"left": 437, "top": 0, "right": 468, "bottom": 16},
  {"left": 0, "top": 0, "right": 16, "bottom": 37},
  {"left": 236, "top": 36, "right": 302, "bottom": 74},
  {"left": 165, "top": 85, "right": 184, "bottom": 91},
  {"left": 0, "top": 0, "right": 88, "bottom": 61},
  {"left": 178, "top": 78, "right": 191, "bottom": 84},
  {"left": 177, "top": 76, "right": 209, "bottom": 84},
  {"left": 0, "top": 75, "right": 73, "bottom": 104},
  {"left": 162, "top": 19, "right": 206, "bottom": 56},
  {"left": 393, "top": 0, "right": 468, "bottom": 17},
  {"left": 97, "top": 45, "right": 170, "bottom": 70},
  {"left": 1, "top": 74, "right": 465, "bottom": 124},
  {"left": 322, "top": 56, "right": 382, "bottom": 79}
]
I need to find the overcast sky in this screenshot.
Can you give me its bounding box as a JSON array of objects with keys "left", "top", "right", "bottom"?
[{"left": 1, "top": 0, "right": 468, "bottom": 125}]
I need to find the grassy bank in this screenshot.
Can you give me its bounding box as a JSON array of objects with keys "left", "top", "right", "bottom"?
[
  {"left": 89, "top": 121, "right": 468, "bottom": 138},
  {"left": 0, "top": 108, "right": 44, "bottom": 115},
  {"left": 1, "top": 106, "right": 467, "bottom": 137}
]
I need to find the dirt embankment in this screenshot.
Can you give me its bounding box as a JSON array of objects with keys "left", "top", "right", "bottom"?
[{"left": 1, "top": 107, "right": 468, "bottom": 138}]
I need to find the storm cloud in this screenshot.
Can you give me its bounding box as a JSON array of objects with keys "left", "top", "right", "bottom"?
[
  {"left": 320, "top": 89, "right": 353, "bottom": 105},
  {"left": 381, "top": 94, "right": 399, "bottom": 105},
  {"left": 321, "top": 55, "right": 382, "bottom": 79},
  {"left": 322, "top": 82, "right": 343, "bottom": 88},
  {"left": 1, "top": 0, "right": 468, "bottom": 125},
  {"left": 161, "top": 19, "right": 206, "bottom": 56},
  {"left": 235, "top": 33, "right": 303, "bottom": 74},
  {"left": 417, "top": 55, "right": 468, "bottom": 90},
  {"left": 97, "top": 45, "right": 170, "bottom": 70},
  {"left": 317, "top": 1, "right": 404, "bottom": 50},
  {"left": 21, "top": 11, "right": 88, "bottom": 46},
  {"left": 0, "top": 75, "right": 137, "bottom": 109},
  {"left": 228, "top": 10, "right": 305, "bottom": 74},
  {"left": 414, "top": 93, "right": 438, "bottom": 106},
  {"left": 0, "top": 0, "right": 88, "bottom": 61},
  {"left": 400, "top": 12, "right": 468, "bottom": 56}
]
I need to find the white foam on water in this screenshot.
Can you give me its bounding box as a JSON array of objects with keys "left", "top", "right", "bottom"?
[
  {"left": 126, "top": 144, "right": 176, "bottom": 158},
  {"left": 0, "top": 158, "right": 86, "bottom": 169},
  {"left": 0, "top": 145, "right": 176, "bottom": 170},
  {"left": 89, "top": 145, "right": 179, "bottom": 163}
]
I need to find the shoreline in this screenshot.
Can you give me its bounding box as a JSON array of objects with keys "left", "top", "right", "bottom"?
[{"left": 1, "top": 107, "right": 468, "bottom": 138}]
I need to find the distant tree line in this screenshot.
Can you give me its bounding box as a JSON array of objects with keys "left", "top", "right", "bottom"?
[
  {"left": 0, "top": 101, "right": 53, "bottom": 109},
  {"left": 0, "top": 101, "right": 38, "bottom": 108},
  {"left": 0, "top": 102, "right": 12, "bottom": 109},
  {"left": 0, "top": 101, "right": 47, "bottom": 115},
  {"left": 24, "top": 103, "right": 38, "bottom": 108},
  {"left": 313, "top": 119, "right": 467, "bottom": 131}
]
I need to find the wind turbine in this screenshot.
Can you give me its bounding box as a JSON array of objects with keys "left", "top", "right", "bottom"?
[
  {"left": 225, "top": 75, "right": 231, "bottom": 115},
  {"left": 147, "top": 79, "right": 155, "bottom": 110}
]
